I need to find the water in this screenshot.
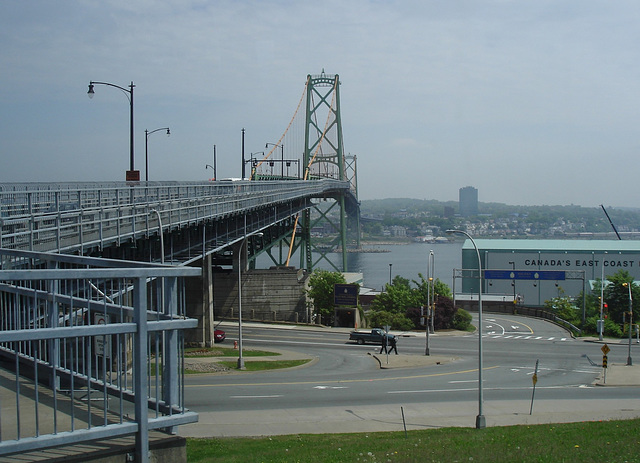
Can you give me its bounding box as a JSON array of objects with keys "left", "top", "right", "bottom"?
[
  {"left": 258, "top": 241, "right": 463, "bottom": 291},
  {"left": 343, "top": 242, "right": 463, "bottom": 291}
]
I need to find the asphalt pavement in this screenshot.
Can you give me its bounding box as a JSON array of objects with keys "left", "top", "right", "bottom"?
[{"left": 178, "top": 323, "right": 640, "bottom": 438}]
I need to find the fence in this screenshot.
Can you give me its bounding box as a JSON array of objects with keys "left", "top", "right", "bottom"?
[
  {"left": 0, "top": 249, "right": 201, "bottom": 462},
  {"left": 0, "top": 180, "right": 350, "bottom": 254}
]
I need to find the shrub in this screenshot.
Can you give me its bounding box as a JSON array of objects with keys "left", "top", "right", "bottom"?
[
  {"left": 583, "top": 316, "right": 623, "bottom": 338},
  {"left": 368, "top": 310, "right": 414, "bottom": 331},
  {"left": 453, "top": 308, "right": 473, "bottom": 331}
]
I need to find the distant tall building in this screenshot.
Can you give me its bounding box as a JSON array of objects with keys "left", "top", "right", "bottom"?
[{"left": 459, "top": 186, "right": 478, "bottom": 217}]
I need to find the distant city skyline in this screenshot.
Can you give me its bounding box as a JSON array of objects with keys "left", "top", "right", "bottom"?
[{"left": 2, "top": 2, "right": 640, "bottom": 208}]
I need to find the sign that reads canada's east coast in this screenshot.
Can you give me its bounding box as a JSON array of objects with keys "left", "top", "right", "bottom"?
[{"left": 334, "top": 284, "right": 358, "bottom": 306}]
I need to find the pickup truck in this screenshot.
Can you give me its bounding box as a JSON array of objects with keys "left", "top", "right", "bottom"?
[{"left": 349, "top": 328, "right": 394, "bottom": 345}]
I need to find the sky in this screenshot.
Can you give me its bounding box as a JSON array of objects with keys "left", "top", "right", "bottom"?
[{"left": 1, "top": 1, "right": 640, "bottom": 208}]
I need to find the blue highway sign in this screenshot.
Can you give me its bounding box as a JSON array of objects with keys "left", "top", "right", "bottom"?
[{"left": 483, "top": 270, "right": 566, "bottom": 281}]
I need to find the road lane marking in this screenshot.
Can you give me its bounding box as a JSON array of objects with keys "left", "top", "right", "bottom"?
[
  {"left": 388, "top": 384, "right": 595, "bottom": 394},
  {"left": 185, "top": 366, "right": 501, "bottom": 388},
  {"left": 230, "top": 395, "right": 283, "bottom": 399}
]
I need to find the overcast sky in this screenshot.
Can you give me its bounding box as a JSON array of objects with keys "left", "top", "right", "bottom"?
[{"left": 2, "top": 1, "right": 639, "bottom": 208}]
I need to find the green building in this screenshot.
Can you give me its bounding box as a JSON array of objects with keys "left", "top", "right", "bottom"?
[{"left": 456, "top": 239, "right": 640, "bottom": 307}]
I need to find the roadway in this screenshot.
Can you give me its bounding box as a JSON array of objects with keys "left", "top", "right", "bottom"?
[{"left": 179, "top": 314, "right": 640, "bottom": 438}]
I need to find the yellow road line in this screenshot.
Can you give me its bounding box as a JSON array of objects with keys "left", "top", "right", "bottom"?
[{"left": 185, "top": 365, "right": 500, "bottom": 388}]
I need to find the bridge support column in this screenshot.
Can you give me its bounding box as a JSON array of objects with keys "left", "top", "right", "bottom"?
[{"left": 183, "top": 255, "right": 216, "bottom": 347}]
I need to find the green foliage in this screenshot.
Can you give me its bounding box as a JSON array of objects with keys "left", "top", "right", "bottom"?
[
  {"left": 544, "top": 291, "right": 581, "bottom": 325},
  {"left": 453, "top": 308, "right": 473, "bottom": 331},
  {"left": 583, "top": 316, "right": 623, "bottom": 338},
  {"left": 370, "top": 276, "right": 421, "bottom": 314},
  {"left": 604, "top": 270, "right": 638, "bottom": 326},
  {"left": 414, "top": 274, "right": 452, "bottom": 302},
  {"left": 367, "top": 310, "right": 414, "bottom": 331},
  {"left": 306, "top": 270, "right": 347, "bottom": 324}
]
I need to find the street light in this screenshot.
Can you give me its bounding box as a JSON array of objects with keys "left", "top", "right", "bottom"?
[
  {"left": 266, "top": 142, "right": 284, "bottom": 177},
  {"left": 623, "top": 282, "right": 634, "bottom": 365},
  {"left": 509, "top": 261, "right": 516, "bottom": 307},
  {"left": 446, "top": 229, "right": 486, "bottom": 429},
  {"left": 389, "top": 263, "right": 393, "bottom": 286},
  {"left": 237, "top": 228, "right": 263, "bottom": 370},
  {"left": 88, "top": 80, "right": 137, "bottom": 181},
  {"left": 145, "top": 128, "right": 170, "bottom": 182},
  {"left": 425, "top": 250, "right": 434, "bottom": 355}
]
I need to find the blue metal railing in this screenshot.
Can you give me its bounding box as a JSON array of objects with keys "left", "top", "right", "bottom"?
[{"left": 0, "top": 250, "right": 201, "bottom": 462}]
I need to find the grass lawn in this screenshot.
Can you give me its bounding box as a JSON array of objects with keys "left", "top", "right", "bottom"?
[{"left": 186, "top": 418, "right": 640, "bottom": 462}]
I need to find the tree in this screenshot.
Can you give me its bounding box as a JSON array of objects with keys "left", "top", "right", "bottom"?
[
  {"left": 370, "top": 276, "right": 421, "bottom": 314},
  {"left": 306, "top": 270, "right": 347, "bottom": 324},
  {"left": 604, "top": 270, "right": 638, "bottom": 326}
]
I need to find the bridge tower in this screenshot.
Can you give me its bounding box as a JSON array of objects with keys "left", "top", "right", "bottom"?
[{"left": 296, "top": 71, "right": 360, "bottom": 272}]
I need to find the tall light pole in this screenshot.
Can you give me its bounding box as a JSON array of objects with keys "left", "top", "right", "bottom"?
[
  {"left": 266, "top": 142, "right": 284, "bottom": 177},
  {"left": 145, "top": 127, "right": 170, "bottom": 182},
  {"left": 429, "top": 250, "right": 435, "bottom": 334},
  {"left": 446, "top": 229, "right": 486, "bottom": 429},
  {"left": 509, "top": 261, "right": 516, "bottom": 308},
  {"left": 599, "top": 254, "right": 606, "bottom": 341},
  {"left": 389, "top": 263, "right": 393, "bottom": 286},
  {"left": 623, "top": 282, "right": 633, "bottom": 366},
  {"left": 237, "top": 221, "right": 263, "bottom": 370},
  {"left": 425, "top": 250, "right": 434, "bottom": 355},
  {"left": 88, "top": 81, "right": 137, "bottom": 181}
]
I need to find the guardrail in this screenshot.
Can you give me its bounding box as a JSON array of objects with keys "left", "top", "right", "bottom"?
[
  {"left": 0, "top": 180, "right": 350, "bottom": 254},
  {"left": 0, "top": 250, "right": 201, "bottom": 462}
]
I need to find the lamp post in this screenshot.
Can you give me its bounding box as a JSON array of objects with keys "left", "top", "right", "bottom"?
[
  {"left": 446, "top": 229, "right": 486, "bottom": 429},
  {"left": 599, "top": 255, "right": 605, "bottom": 341},
  {"left": 88, "top": 81, "right": 137, "bottom": 181},
  {"left": 205, "top": 164, "right": 215, "bottom": 180},
  {"left": 237, "top": 225, "right": 263, "bottom": 370},
  {"left": 266, "top": 143, "right": 284, "bottom": 177},
  {"left": 429, "top": 250, "right": 435, "bottom": 334},
  {"left": 389, "top": 263, "right": 393, "bottom": 287},
  {"left": 623, "top": 282, "right": 633, "bottom": 366},
  {"left": 425, "top": 250, "right": 434, "bottom": 355},
  {"left": 145, "top": 128, "right": 170, "bottom": 182},
  {"left": 509, "top": 261, "right": 516, "bottom": 307}
]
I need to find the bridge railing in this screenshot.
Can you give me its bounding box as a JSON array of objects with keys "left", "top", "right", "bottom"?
[
  {"left": 0, "top": 249, "right": 201, "bottom": 461},
  {"left": 0, "top": 180, "right": 349, "bottom": 254}
]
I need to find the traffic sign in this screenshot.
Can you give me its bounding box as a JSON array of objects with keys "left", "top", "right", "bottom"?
[
  {"left": 603, "top": 355, "right": 608, "bottom": 369},
  {"left": 484, "top": 270, "right": 566, "bottom": 281},
  {"left": 601, "top": 344, "right": 610, "bottom": 355}
]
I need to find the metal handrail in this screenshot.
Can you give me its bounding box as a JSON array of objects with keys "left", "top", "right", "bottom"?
[
  {"left": 0, "top": 180, "right": 350, "bottom": 254},
  {"left": 0, "top": 250, "right": 201, "bottom": 462}
]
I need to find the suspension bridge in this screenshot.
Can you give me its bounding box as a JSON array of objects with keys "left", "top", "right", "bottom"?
[{"left": 0, "top": 72, "right": 360, "bottom": 461}]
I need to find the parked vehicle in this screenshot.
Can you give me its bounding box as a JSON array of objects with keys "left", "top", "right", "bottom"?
[
  {"left": 214, "top": 329, "right": 226, "bottom": 343},
  {"left": 349, "top": 328, "right": 394, "bottom": 345}
]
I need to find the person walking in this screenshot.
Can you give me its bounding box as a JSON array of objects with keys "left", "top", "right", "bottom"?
[
  {"left": 388, "top": 335, "right": 398, "bottom": 354},
  {"left": 379, "top": 334, "right": 388, "bottom": 354}
]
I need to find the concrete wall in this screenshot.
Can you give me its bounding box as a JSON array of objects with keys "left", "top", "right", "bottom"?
[
  {"left": 214, "top": 267, "right": 310, "bottom": 324},
  {"left": 184, "top": 265, "right": 311, "bottom": 346}
]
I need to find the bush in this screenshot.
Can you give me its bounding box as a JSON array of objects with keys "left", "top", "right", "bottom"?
[
  {"left": 453, "top": 308, "right": 473, "bottom": 331},
  {"left": 583, "top": 316, "right": 624, "bottom": 338},
  {"left": 368, "top": 310, "right": 414, "bottom": 331}
]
